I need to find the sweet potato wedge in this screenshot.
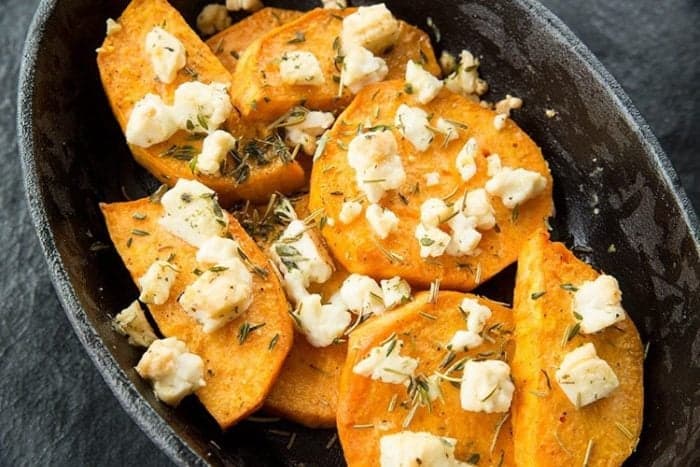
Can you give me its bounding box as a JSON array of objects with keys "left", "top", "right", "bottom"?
[
  {"left": 337, "top": 291, "right": 515, "bottom": 467},
  {"left": 309, "top": 80, "right": 554, "bottom": 291},
  {"left": 206, "top": 8, "right": 304, "bottom": 73},
  {"left": 510, "top": 231, "right": 643, "bottom": 466},
  {"left": 100, "top": 197, "right": 293, "bottom": 429},
  {"left": 97, "top": 0, "right": 305, "bottom": 205},
  {"left": 231, "top": 8, "right": 440, "bottom": 121}
]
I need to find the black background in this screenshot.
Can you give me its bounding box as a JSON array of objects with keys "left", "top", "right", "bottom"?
[{"left": 1, "top": 0, "right": 697, "bottom": 465}]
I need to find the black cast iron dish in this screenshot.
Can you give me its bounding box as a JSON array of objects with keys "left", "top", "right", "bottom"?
[{"left": 17, "top": 0, "right": 700, "bottom": 465}]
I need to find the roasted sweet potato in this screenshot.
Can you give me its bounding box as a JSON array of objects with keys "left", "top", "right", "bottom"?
[
  {"left": 309, "top": 80, "right": 553, "bottom": 291},
  {"left": 100, "top": 197, "right": 293, "bottom": 429},
  {"left": 510, "top": 231, "right": 643, "bottom": 466},
  {"left": 337, "top": 291, "right": 515, "bottom": 467},
  {"left": 97, "top": 0, "right": 305, "bottom": 205},
  {"left": 206, "top": 8, "right": 304, "bottom": 73},
  {"left": 231, "top": 8, "right": 440, "bottom": 121}
]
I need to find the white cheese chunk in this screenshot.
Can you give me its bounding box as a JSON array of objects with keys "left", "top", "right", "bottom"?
[
  {"left": 365, "top": 204, "right": 399, "bottom": 239},
  {"left": 395, "top": 104, "right": 433, "bottom": 152},
  {"left": 322, "top": 0, "right": 347, "bottom": 9},
  {"left": 424, "top": 171, "right": 440, "bottom": 187},
  {"left": 353, "top": 338, "right": 418, "bottom": 384},
  {"left": 347, "top": 130, "right": 406, "bottom": 203},
  {"left": 342, "top": 45, "right": 389, "bottom": 94},
  {"left": 195, "top": 236, "right": 240, "bottom": 265},
  {"left": 493, "top": 113, "right": 507, "bottom": 131},
  {"left": 461, "top": 298, "right": 492, "bottom": 333},
  {"left": 448, "top": 330, "right": 483, "bottom": 351},
  {"left": 195, "top": 130, "right": 236, "bottom": 176},
  {"left": 420, "top": 198, "right": 452, "bottom": 228},
  {"left": 435, "top": 118, "right": 460, "bottom": 144},
  {"left": 145, "top": 27, "right": 186, "bottom": 84},
  {"left": 485, "top": 167, "right": 547, "bottom": 209},
  {"left": 125, "top": 94, "right": 178, "bottom": 148},
  {"left": 379, "top": 431, "right": 472, "bottom": 467},
  {"left": 415, "top": 223, "right": 451, "bottom": 258},
  {"left": 112, "top": 300, "right": 157, "bottom": 348},
  {"left": 445, "top": 213, "right": 481, "bottom": 257},
  {"left": 487, "top": 154, "right": 502, "bottom": 177},
  {"left": 555, "top": 343, "right": 620, "bottom": 408},
  {"left": 172, "top": 81, "right": 233, "bottom": 133},
  {"left": 138, "top": 260, "right": 177, "bottom": 305},
  {"left": 197, "top": 4, "right": 232, "bottom": 36},
  {"left": 405, "top": 60, "right": 443, "bottom": 104},
  {"left": 135, "top": 337, "right": 206, "bottom": 406},
  {"left": 226, "top": 0, "right": 263, "bottom": 11},
  {"left": 495, "top": 94, "right": 523, "bottom": 115},
  {"left": 445, "top": 50, "right": 488, "bottom": 99},
  {"left": 106, "top": 18, "right": 122, "bottom": 36},
  {"left": 339, "top": 200, "right": 363, "bottom": 224},
  {"left": 439, "top": 51, "right": 457, "bottom": 75},
  {"left": 460, "top": 360, "right": 515, "bottom": 413},
  {"left": 294, "top": 294, "right": 352, "bottom": 347},
  {"left": 338, "top": 274, "right": 386, "bottom": 316},
  {"left": 455, "top": 137, "right": 478, "bottom": 181},
  {"left": 280, "top": 51, "right": 325, "bottom": 86},
  {"left": 573, "top": 275, "right": 626, "bottom": 334},
  {"left": 341, "top": 3, "right": 400, "bottom": 55},
  {"left": 380, "top": 276, "right": 411, "bottom": 309},
  {"left": 462, "top": 188, "right": 496, "bottom": 230},
  {"left": 285, "top": 111, "right": 335, "bottom": 155},
  {"left": 159, "top": 179, "right": 229, "bottom": 247}
]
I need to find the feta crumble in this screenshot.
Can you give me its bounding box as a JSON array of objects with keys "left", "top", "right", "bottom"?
[
  {"left": 322, "top": 0, "right": 347, "bottom": 9},
  {"left": 293, "top": 294, "right": 352, "bottom": 347},
  {"left": 353, "top": 337, "right": 418, "bottom": 384},
  {"left": 226, "top": 0, "right": 263, "bottom": 11},
  {"left": 415, "top": 223, "right": 451, "bottom": 258},
  {"left": 460, "top": 360, "right": 515, "bottom": 413},
  {"left": 106, "top": 18, "right": 122, "bottom": 36},
  {"left": 280, "top": 51, "right": 325, "bottom": 86},
  {"left": 439, "top": 50, "right": 457, "bottom": 76},
  {"left": 405, "top": 60, "right": 443, "bottom": 104},
  {"left": 445, "top": 50, "right": 488, "bottom": 100},
  {"left": 285, "top": 110, "right": 335, "bottom": 155},
  {"left": 145, "top": 27, "right": 186, "bottom": 84},
  {"left": 195, "top": 130, "right": 236, "bottom": 176},
  {"left": 380, "top": 276, "right": 411, "bottom": 309},
  {"left": 447, "top": 330, "right": 483, "bottom": 352},
  {"left": 485, "top": 166, "right": 547, "bottom": 209},
  {"left": 338, "top": 274, "right": 386, "bottom": 316},
  {"left": 347, "top": 130, "right": 406, "bottom": 203},
  {"left": 573, "top": 275, "right": 627, "bottom": 334},
  {"left": 339, "top": 200, "right": 363, "bottom": 224},
  {"left": 486, "top": 154, "right": 502, "bottom": 177},
  {"left": 462, "top": 188, "right": 496, "bottom": 230},
  {"left": 196, "top": 236, "right": 240, "bottom": 264},
  {"left": 419, "top": 198, "right": 452, "bottom": 228},
  {"left": 172, "top": 81, "right": 233, "bottom": 133},
  {"left": 424, "top": 171, "right": 441, "bottom": 186},
  {"left": 342, "top": 45, "right": 389, "bottom": 94},
  {"left": 196, "top": 4, "right": 232, "bottom": 36},
  {"left": 445, "top": 213, "right": 481, "bottom": 257},
  {"left": 494, "top": 94, "right": 523, "bottom": 115},
  {"left": 435, "top": 118, "right": 459, "bottom": 144},
  {"left": 365, "top": 204, "right": 399, "bottom": 239},
  {"left": 455, "top": 137, "right": 478, "bottom": 181},
  {"left": 341, "top": 3, "right": 400, "bottom": 55},
  {"left": 395, "top": 104, "right": 433, "bottom": 152},
  {"left": 112, "top": 300, "right": 157, "bottom": 348},
  {"left": 138, "top": 260, "right": 177, "bottom": 305},
  {"left": 125, "top": 94, "right": 178, "bottom": 148},
  {"left": 555, "top": 343, "right": 620, "bottom": 408},
  {"left": 379, "top": 431, "right": 472, "bottom": 467}
]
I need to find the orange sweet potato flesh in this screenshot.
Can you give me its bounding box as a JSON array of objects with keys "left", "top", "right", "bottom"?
[
  {"left": 97, "top": 0, "right": 305, "bottom": 205},
  {"left": 309, "top": 80, "right": 554, "bottom": 291},
  {"left": 337, "top": 291, "right": 515, "bottom": 467},
  {"left": 510, "top": 231, "right": 643, "bottom": 466},
  {"left": 206, "top": 8, "right": 304, "bottom": 73},
  {"left": 231, "top": 8, "right": 440, "bottom": 121},
  {"left": 100, "top": 197, "right": 293, "bottom": 429}
]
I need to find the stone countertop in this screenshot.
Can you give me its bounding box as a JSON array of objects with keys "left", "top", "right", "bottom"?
[{"left": 1, "top": 0, "right": 697, "bottom": 465}]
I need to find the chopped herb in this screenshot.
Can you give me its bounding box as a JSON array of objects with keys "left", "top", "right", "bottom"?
[
  {"left": 429, "top": 279, "right": 441, "bottom": 304},
  {"left": 230, "top": 50, "right": 240, "bottom": 59},
  {"left": 466, "top": 453, "right": 480, "bottom": 465},
  {"left": 132, "top": 212, "right": 147, "bottom": 220},
  {"left": 378, "top": 244, "right": 405, "bottom": 264},
  {"left": 286, "top": 432, "right": 296, "bottom": 450},
  {"left": 352, "top": 423, "right": 374, "bottom": 429},
  {"left": 182, "top": 66, "right": 198, "bottom": 80},
  {"left": 582, "top": 439, "right": 594, "bottom": 467},
  {"left": 287, "top": 31, "right": 306, "bottom": 43},
  {"left": 426, "top": 17, "right": 441, "bottom": 42},
  {"left": 511, "top": 204, "right": 520, "bottom": 222},
  {"left": 325, "top": 433, "right": 338, "bottom": 450},
  {"left": 541, "top": 369, "right": 552, "bottom": 390},
  {"left": 387, "top": 393, "right": 398, "bottom": 412},
  {"left": 161, "top": 144, "right": 196, "bottom": 161},
  {"left": 192, "top": 268, "right": 203, "bottom": 276},
  {"left": 398, "top": 192, "right": 409, "bottom": 205},
  {"left": 560, "top": 283, "right": 578, "bottom": 292},
  {"left": 531, "top": 291, "right": 546, "bottom": 300},
  {"left": 238, "top": 321, "right": 266, "bottom": 344},
  {"left": 126, "top": 237, "right": 133, "bottom": 248},
  {"left": 131, "top": 229, "right": 150, "bottom": 236},
  {"left": 490, "top": 413, "right": 510, "bottom": 454},
  {"left": 439, "top": 350, "right": 456, "bottom": 369},
  {"left": 420, "top": 237, "right": 435, "bottom": 247},
  {"left": 208, "top": 265, "right": 229, "bottom": 273},
  {"left": 615, "top": 422, "right": 634, "bottom": 440},
  {"left": 644, "top": 341, "right": 650, "bottom": 359},
  {"left": 89, "top": 241, "right": 110, "bottom": 252},
  {"left": 404, "top": 82, "right": 414, "bottom": 94},
  {"left": 561, "top": 322, "right": 581, "bottom": 347},
  {"left": 481, "top": 384, "right": 499, "bottom": 401},
  {"left": 419, "top": 311, "right": 437, "bottom": 320},
  {"left": 573, "top": 311, "right": 583, "bottom": 320}
]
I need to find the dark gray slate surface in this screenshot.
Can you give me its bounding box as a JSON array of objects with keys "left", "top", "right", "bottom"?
[{"left": 1, "top": 0, "right": 697, "bottom": 466}]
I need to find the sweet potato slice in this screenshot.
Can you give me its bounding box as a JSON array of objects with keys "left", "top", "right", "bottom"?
[
  {"left": 510, "top": 231, "right": 643, "bottom": 466},
  {"left": 100, "top": 197, "right": 293, "bottom": 429},
  {"left": 337, "top": 291, "right": 515, "bottom": 467},
  {"left": 231, "top": 8, "right": 440, "bottom": 121},
  {"left": 206, "top": 8, "right": 304, "bottom": 73},
  {"left": 309, "top": 80, "right": 554, "bottom": 291},
  {"left": 97, "top": 0, "right": 305, "bottom": 205}
]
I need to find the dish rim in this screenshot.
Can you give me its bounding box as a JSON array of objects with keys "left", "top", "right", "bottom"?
[{"left": 16, "top": 0, "right": 700, "bottom": 465}]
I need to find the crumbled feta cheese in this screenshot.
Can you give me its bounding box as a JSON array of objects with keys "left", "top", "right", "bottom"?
[
  {"left": 342, "top": 45, "right": 389, "bottom": 94},
  {"left": 138, "top": 260, "right": 177, "bottom": 305},
  {"left": 125, "top": 94, "right": 178, "bottom": 148},
  {"left": 196, "top": 236, "right": 240, "bottom": 264},
  {"left": 493, "top": 113, "right": 507, "bottom": 131},
  {"left": 135, "top": 337, "right": 206, "bottom": 406},
  {"left": 405, "top": 60, "right": 443, "bottom": 104},
  {"left": 455, "top": 137, "right": 478, "bottom": 181},
  {"left": 159, "top": 179, "right": 229, "bottom": 247},
  {"left": 446, "top": 213, "right": 481, "bottom": 257},
  {"left": 270, "top": 220, "right": 334, "bottom": 305},
  {"left": 379, "top": 432, "right": 471, "bottom": 467},
  {"left": 447, "top": 330, "right": 483, "bottom": 351},
  {"left": 106, "top": 18, "right": 122, "bottom": 36},
  {"left": 280, "top": 51, "right": 325, "bottom": 86},
  {"left": 439, "top": 51, "right": 457, "bottom": 76},
  {"left": 435, "top": 118, "right": 459, "bottom": 143},
  {"left": 380, "top": 276, "right": 411, "bottom": 309},
  {"left": 460, "top": 360, "right": 515, "bottom": 413},
  {"left": 353, "top": 338, "right": 418, "bottom": 384},
  {"left": 445, "top": 50, "right": 488, "bottom": 99},
  {"left": 425, "top": 374, "right": 443, "bottom": 402},
  {"left": 545, "top": 108, "right": 558, "bottom": 118},
  {"left": 144, "top": 27, "right": 187, "bottom": 84},
  {"left": 365, "top": 204, "right": 399, "bottom": 239},
  {"left": 485, "top": 167, "right": 547, "bottom": 209},
  {"left": 495, "top": 94, "right": 523, "bottom": 115},
  {"left": 293, "top": 294, "right": 352, "bottom": 347},
  {"left": 347, "top": 130, "right": 406, "bottom": 203},
  {"left": 424, "top": 171, "right": 440, "bottom": 186},
  {"left": 555, "top": 343, "right": 620, "bottom": 408},
  {"left": 197, "top": 4, "right": 232, "bottom": 35},
  {"left": 573, "top": 275, "right": 626, "bottom": 334},
  {"left": 285, "top": 111, "right": 335, "bottom": 155},
  {"left": 420, "top": 198, "right": 452, "bottom": 228},
  {"left": 462, "top": 188, "right": 496, "bottom": 230},
  {"left": 112, "top": 300, "right": 157, "bottom": 348},
  {"left": 341, "top": 4, "right": 400, "bottom": 55},
  {"left": 415, "top": 223, "right": 451, "bottom": 258},
  {"left": 338, "top": 274, "right": 386, "bottom": 316},
  {"left": 395, "top": 104, "right": 433, "bottom": 152},
  {"left": 195, "top": 130, "right": 236, "bottom": 176},
  {"left": 322, "top": 0, "right": 347, "bottom": 9},
  {"left": 486, "top": 154, "right": 502, "bottom": 177},
  {"left": 339, "top": 201, "right": 363, "bottom": 224},
  {"left": 460, "top": 298, "right": 492, "bottom": 332},
  {"left": 226, "top": 0, "right": 263, "bottom": 11},
  {"left": 172, "top": 81, "right": 233, "bottom": 133}
]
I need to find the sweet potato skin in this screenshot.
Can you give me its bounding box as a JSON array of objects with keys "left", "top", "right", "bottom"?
[
  {"left": 309, "top": 80, "right": 553, "bottom": 291},
  {"left": 337, "top": 291, "right": 515, "bottom": 467},
  {"left": 231, "top": 8, "right": 440, "bottom": 121},
  {"left": 97, "top": 0, "right": 305, "bottom": 205},
  {"left": 206, "top": 8, "right": 304, "bottom": 73},
  {"left": 510, "top": 231, "right": 643, "bottom": 466},
  {"left": 100, "top": 197, "right": 293, "bottom": 429}
]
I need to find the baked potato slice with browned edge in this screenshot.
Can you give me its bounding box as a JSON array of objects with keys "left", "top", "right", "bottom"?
[
  {"left": 97, "top": 0, "right": 305, "bottom": 205},
  {"left": 231, "top": 7, "right": 440, "bottom": 121},
  {"left": 337, "top": 291, "right": 515, "bottom": 467},
  {"left": 511, "top": 231, "right": 643, "bottom": 466},
  {"left": 206, "top": 8, "right": 304, "bottom": 74},
  {"left": 100, "top": 197, "right": 293, "bottom": 429},
  {"left": 309, "top": 80, "right": 553, "bottom": 291}
]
